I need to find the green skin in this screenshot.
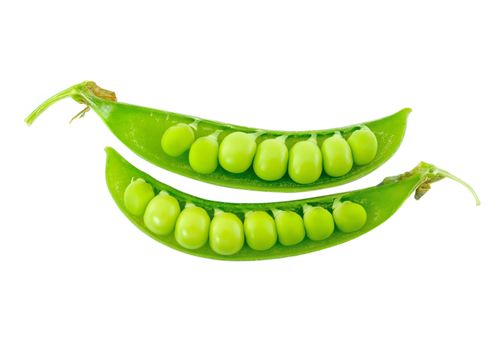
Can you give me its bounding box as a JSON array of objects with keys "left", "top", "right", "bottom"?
[
  {"left": 105, "top": 147, "right": 479, "bottom": 261},
  {"left": 25, "top": 81, "right": 411, "bottom": 192}
]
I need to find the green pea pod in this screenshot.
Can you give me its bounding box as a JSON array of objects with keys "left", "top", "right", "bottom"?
[
  {"left": 105, "top": 147, "right": 479, "bottom": 261},
  {"left": 25, "top": 81, "right": 411, "bottom": 191}
]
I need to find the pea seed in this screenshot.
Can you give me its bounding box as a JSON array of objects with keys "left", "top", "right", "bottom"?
[
  {"left": 123, "top": 178, "right": 155, "bottom": 216},
  {"left": 244, "top": 211, "right": 277, "bottom": 250},
  {"left": 273, "top": 210, "right": 305, "bottom": 246},
  {"left": 288, "top": 137, "right": 322, "bottom": 184},
  {"left": 175, "top": 204, "right": 210, "bottom": 249},
  {"left": 209, "top": 211, "right": 244, "bottom": 255},
  {"left": 303, "top": 205, "right": 334, "bottom": 241},
  {"left": 218, "top": 132, "right": 257, "bottom": 173},
  {"left": 253, "top": 137, "right": 288, "bottom": 181},
  {"left": 332, "top": 200, "right": 367, "bottom": 233},
  {"left": 161, "top": 123, "right": 195, "bottom": 157},
  {"left": 189, "top": 134, "right": 219, "bottom": 174},
  {"left": 143, "top": 191, "right": 180, "bottom": 235},
  {"left": 347, "top": 127, "right": 378, "bottom": 165},
  {"left": 321, "top": 133, "right": 353, "bottom": 177}
]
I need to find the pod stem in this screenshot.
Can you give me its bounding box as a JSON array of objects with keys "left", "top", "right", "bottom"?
[
  {"left": 24, "top": 81, "right": 116, "bottom": 125},
  {"left": 431, "top": 167, "right": 481, "bottom": 206},
  {"left": 410, "top": 162, "right": 480, "bottom": 205}
]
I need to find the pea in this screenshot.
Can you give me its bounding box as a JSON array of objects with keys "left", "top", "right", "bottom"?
[
  {"left": 333, "top": 201, "right": 367, "bottom": 233},
  {"left": 347, "top": 127, "right": 378, "bottom": 165},
  {"left": 273, "top": 210, "right": 305, "bottom": 246},
  {"left": 189, "top": 134, "right": 219, "bottom": 174},
  {"left": 143, "top": 191, "right": 180, "bottom": 235},
  {"left": 161, "top": 123, "right": 195, "bottom": 157},
  {"left": 253, "top": 138, "right": 289, "bottom": 181},
  {"left": 209, "top": 211, "right": 244, "bottom": 255},
  {"left": 288, "top": 138, "right": 322, "bottom": 184},
  {"left": 321, "top": 134, "right": 353, "bottom": 177},
  {"left": 244, "top": 211, "right": 277, "bottom": 251},
  {"left": 123, "top": 178, "right": 155, "bottom": 216},
  {"left": 218, "top": 132, "right": 257, "bottom": 173},
  {"left": 303, "top": 205, "right": 334, "bottom": 241},
  {"left": 174, "top": 204, "right": 210, "bottom": 249}
]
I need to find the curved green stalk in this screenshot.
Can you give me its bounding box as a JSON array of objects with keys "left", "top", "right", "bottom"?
[
  {"left": 25, "top": 81, "right": 411, "bottom": 192},
  {"left": 24, "top": 81, "right": 116, "bottom": 125},
  {"left": 105, "top": 147, "right": 479, "bottom": 261}
]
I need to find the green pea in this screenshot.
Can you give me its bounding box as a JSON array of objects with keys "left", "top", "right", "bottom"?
[
  {"left": 143, "top": 191, "right": 180, "bottom": 235},
  {"left": 347, "top": 127, "right": 378, "bottom": 165},
  {"left": 244, "top": 211, "right": 277, "bottom": 251},
  {"left": 273, "top": 210, "right": 305, "bottom": 246},
  {"left": 288, "top": 138, "right": 322, "bottom": 184},
  {"left": 321, "top": 134, "right": 353, "bottom": 177},
  {"left": 253, "top": 138, "right": 288, "bottom": 181},
  {"left": 161, "top": 123, "right": 195, "bottom": 157},
  {"left": 303, "top": 206, "right": 334, "bottom": 241},
  {"left": 174, "top": 205, "right": 210, "bottom": 249},
  {"left": 218, "top": 132, "right": 257, "bottom": 173},
  {"left": 123, "top": 178, "right": 155, "bottom": 216},
  {"left": 333, "top": 201, "right": 367, "bottom": 233},
  {"left": 189, "top": 135, "right": 219, "bottom": 174},
  {"left": 209, "top": 211, "right": 244, "bottom": 255}
]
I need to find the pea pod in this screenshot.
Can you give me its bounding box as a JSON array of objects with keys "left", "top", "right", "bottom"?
[
  {"left": 26, "top": 81, "right": 411, "bottom": 191},
  {"left": 106, "top": 147, "right": 479, "bottom": 261}
]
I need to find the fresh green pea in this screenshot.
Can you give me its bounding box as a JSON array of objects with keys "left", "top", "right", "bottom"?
[
  {"left": 161, "top": 123, "right": 195, "bottom": 157},
  {"left": 174, "top": 204, "right": 210, "bottom": 249},
  {"left": 189, "top": 134, "right": 219, "bottom": 174},
  {"left": 321, "top": 134, "right": 353, "bottom": 177},
  {"left": 288, "top": 137, "right": 322, "bottom": 184},
  {"left": 244, "top": 211, "right": 277, "bottom": 251},
  {"left": 303, "top": 205, "right": 334, "bottom": 241},
  {"left": 273, "top": 210, "right": 305, "bottom": 246},
  {"left": 218, "top": 132, "right": 257, "bottom": 173},
  {"left": 332, "top": 200, "right": 367, "bottom": 233},
  {"left": 143, "top": 191, "right": 180, "bottom": 235},
  {"left": 123, "top": 178, "right": 155, "bottom": 216},
  {"left": 253, "top": 137, "right": 289, "bottom": 181},
  {"left": 347, "top": 127, "right": 378, "bottom": 165},
  {"left": 209, "top": 211, "right": 244, "bottom": 255}
]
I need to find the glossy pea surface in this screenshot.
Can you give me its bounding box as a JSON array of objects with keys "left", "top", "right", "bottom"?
[
  {"left": 321, "top": 135, "right": 353, "bottom": 177},
  {"left": 244, "top": 211, "right": 277, "bottom": 251},
  {"left": 161, "top": 123, "right": 195, "bottom": 157},
  {"left": 143, "top": 191, "right": 180, "bottom": 235},
  {"left": 348, "top": 128, "right": 378, "bottom": 165},
  {"left": 253, "top": 138, "right": 289, "bottom": 181},
  {"left": 304, "top": 207, "right": 334, "bottom": 241},
  {"left": 288, "top": 140, "right": 322, "bottom": 184},
  {"left": 274, "top": 210, "right": 305, "bottom": 246},
  {"left": 175, "top": 206, "right": 210, "bottom": 249},
  {"left": 333, "top": 201, "right": 367, "bottom": 233},
  {"left": 123, "top": 179, "right": 155, "bottom": 216},
  {"left": 209, "top": 212, "right": 244, "bottom": 255},
  {"left": 189, "top": 135, "right": 219, "bottom": 174},
  {"left": 218, "top": 132, "right": 257, "bottom": 174}
]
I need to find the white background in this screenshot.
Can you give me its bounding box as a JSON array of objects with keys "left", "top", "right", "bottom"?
[{"left": 0, "top": 1, "right": 502, "bottom": 349}]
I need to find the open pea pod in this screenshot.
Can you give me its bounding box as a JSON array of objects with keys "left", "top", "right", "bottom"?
[
  {"left": 106, "top": 147, "right": 479, "bottom": 261},
  {"left": 26, "top": 81, "right": 411, "bottom": 191}
]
